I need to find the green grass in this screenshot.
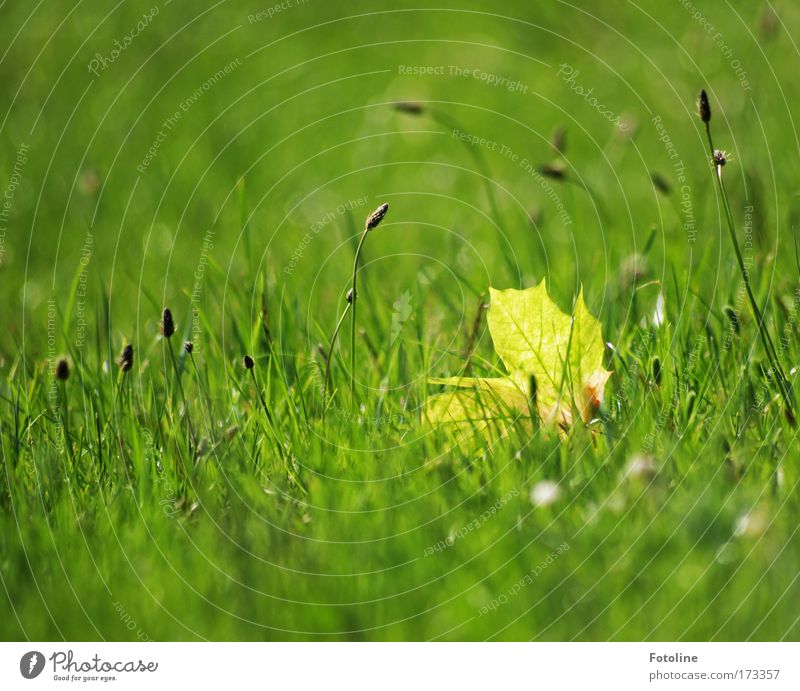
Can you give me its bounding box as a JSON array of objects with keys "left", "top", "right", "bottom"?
[{"left": 2, "top": 0, "right": 800, "bottom": 640}]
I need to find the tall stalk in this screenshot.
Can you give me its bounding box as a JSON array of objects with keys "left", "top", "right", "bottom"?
[
  {"left": 322, "top": 300, "right": 351, "bottom": 420},
  {"left": 322, "top": 202, "right": 388, "bottom": 415},
  {"left": 698, "top": 90, "right": 793, "bottom": 414},
  {"left": 349, "top": 226, "right": 370, "bottom": 403}
]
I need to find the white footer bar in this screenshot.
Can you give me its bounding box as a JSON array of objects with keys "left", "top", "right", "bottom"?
[{"left": 2, "top": 643, "right": 797, "bottom": 690}]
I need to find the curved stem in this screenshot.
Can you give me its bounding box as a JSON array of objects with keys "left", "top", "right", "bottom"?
[
  {"left": 349, "top": 227, "right": 370, "bottom": 405},
  {"left": 168, "top": 342, "right": 195, "bottom": 444},
  {"left": 322, "top": 301, "right": 351, "bottom": 420},
  {"left": 704, "top": 123, "right": 793, "bottom": 412}
]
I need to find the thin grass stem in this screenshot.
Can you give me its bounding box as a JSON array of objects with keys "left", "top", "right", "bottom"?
[
  {"left": 702, "top": 121, "right": 793, "bottom": 414},
  {"left": 323, "top": 301, "right": 351, "bottom": 420},
  {"left": 349, "top": 228, "right": 370, "bottom": 405}
]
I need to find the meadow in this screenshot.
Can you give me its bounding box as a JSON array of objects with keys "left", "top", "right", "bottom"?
[{"left": 2, "top": 0, "right": 800, "bottom": 640}]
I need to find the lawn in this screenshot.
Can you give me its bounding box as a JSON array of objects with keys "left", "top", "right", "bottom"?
[{"left": 1, "top": 0, "right": 800, "bottom": 640}]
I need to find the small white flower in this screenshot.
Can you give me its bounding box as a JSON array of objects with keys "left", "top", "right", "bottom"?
[
  {"left": 734, "top": 509, "right": 768, "bottom": 539},
  {"left": 530, "top": 480, "right": 561, "bottom": 508},
  {"left": 624, "top": 454, "right": 657, "bottom": 480}
]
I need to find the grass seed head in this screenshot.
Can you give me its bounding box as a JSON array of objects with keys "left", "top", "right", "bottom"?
[
  {"left": 650, "top": 171, "right": 672, "bottom": 196},
  {"left": 55, "top": 358, "right": 70, "bottom": 381},
  {"left": 713, "top": 149, "right": 728, "bottom": 167},
  {"left": 550, "top": 125, "right": 567, "bottom": 154},
  {"left": 538, "top": 161, "right": 566, "bottom": 180},
  {"left": 723, "top": 305, "right": 740, "bottom": 333},
  {"left": 243, "top": 354, "right": 255, "bottom": 370},
  {"left": 184, "top": 340, "right": 194, "bottom": 354},
  {"left": 698, "top": 89, "right": 711, "bottom": 123},
  {"left": 365, "top": 203, "right": 389, "bottom": 231},
  {"left": 119, "top": 344, "right": 134, "bottom": 372},
  {"left": 652, "top": 356, "right": 662, "bottom": 385},
  {"left": 161, "top": 308, "right": 175, "bottom": 338},
  {"left": 620, "top": 253, "right": 648, "bottom": 288},
  {"left": 393, "top": 101, "right": 424, "bottom": 115}
]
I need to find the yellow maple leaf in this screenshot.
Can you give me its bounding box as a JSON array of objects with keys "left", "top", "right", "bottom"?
[{"left": 427, "top": 281, "right": 611, "bottom": 441}]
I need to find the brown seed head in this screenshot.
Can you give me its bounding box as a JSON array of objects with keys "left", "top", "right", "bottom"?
[
  {"left": 538, "top": 161, "right": 566, "bottom": 180},
  {"left": 184, "top": 341, "right": 194, "bottom": 354},
  {"left": 243, "top": 354, "right": 255, "bottom": 370},
  {"left": 392, "top": 101, "right": 424, "bottom": 115},
  {"left": 550, "top": 126, "right": 567, "bottom": 154},
  {"left": 650, "top": 172, "right": 672, "bottom": 196},
  {"left": 119, "top": 344, "right": 134, "bottom": 372},
  {"left": 713, "top": 149, "right": 728, "bottom": 167},
  {"left": 698, "top": 90, "right": 711, "bottom": 123},
  {"left": 55, "top": 358, "right": 70, "bottom": 381},
  {"left": 161, "top": 308, "right": 175, "bottom": 338},
  {"left": 723, "top": 305, "right": 740, "bottom": 333},
  {"left": 365, "top": 203, "right": 389, "bottom": 231}
]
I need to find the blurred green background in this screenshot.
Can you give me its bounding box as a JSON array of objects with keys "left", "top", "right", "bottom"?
[
  {"left": 3, "top": 0, "right": 798, "bottom": 342},
  {"left": 2, "top": 0, "right": 800, "bottom": 641}
]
